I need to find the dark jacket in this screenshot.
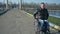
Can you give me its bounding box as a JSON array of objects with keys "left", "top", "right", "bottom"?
[{"left": 33, "top": 8, "right": 49, "bottom": 20}]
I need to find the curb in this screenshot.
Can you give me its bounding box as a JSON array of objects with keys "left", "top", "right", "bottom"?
[
  {"left": 0, "top": 8, "right": 10, "bottom": 16},
  {"left": 25, "top": 11, "right": 60, "bottom": 30}
]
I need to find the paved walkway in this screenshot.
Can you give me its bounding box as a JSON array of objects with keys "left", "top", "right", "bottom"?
[
  {"left": 0, "top": 8, "right": 60, "bottom": 34},
  {"left": 0, "top": 8, "right": 34, "bottom": 34}
]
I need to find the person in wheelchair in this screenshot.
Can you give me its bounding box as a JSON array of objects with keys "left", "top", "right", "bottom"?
[{"left": 33, "top": 2, "right": 50, "bottom": 34}]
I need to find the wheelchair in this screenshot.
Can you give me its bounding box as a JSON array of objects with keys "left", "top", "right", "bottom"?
[{"left": 34, "top": 19, "right": 50, "bottom": 34}]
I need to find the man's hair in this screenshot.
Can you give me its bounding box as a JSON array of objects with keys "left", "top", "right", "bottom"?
[
  {"left": 40, "top": 2, "right": 45, "bottom": 5},
  {"left": 38, "top": 2, "right": 45, "bottom": 9}
]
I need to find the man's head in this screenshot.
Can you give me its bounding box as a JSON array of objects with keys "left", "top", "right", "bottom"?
[{"left": 39, "top": 2, "right": 45, "bottom": 9}]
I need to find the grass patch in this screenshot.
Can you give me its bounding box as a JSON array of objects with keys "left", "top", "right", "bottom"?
[
  {"left": 48, "top": 16, "right": 60, "bottom": 26},
  {"left": 25, "top": 9, "right": 35, "bottom": 14},
  {"left": 25, "top": 9, "right": 60, "bottom": 26}
]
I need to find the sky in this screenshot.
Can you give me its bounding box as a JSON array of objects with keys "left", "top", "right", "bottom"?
[{"left": 0, "top": 0, "right": 60, "bottom": 4}]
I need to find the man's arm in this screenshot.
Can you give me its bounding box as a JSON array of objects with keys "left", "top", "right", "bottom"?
[{"left": 33, "top": 10, "right": 38, "bottom": 19}]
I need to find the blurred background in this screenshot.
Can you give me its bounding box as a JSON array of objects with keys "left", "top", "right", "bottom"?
[{"left": 0, "top": 0, "right": 60, "bottom": 34}]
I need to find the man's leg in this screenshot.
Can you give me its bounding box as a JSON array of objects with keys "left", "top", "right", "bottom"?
[
  {"left": 38, "top": 19, "right": 44, "bottom": 30},
  {"left": 44, "top": 20, "right": 50, "bottom": 34},
  {"left": 44, "top": 20, "right": 50, "bottom": 30}
]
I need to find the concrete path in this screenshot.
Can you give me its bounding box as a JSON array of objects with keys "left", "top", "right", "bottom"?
[{"left": 0, "top": 8, "right": 34, "bottom": 34}]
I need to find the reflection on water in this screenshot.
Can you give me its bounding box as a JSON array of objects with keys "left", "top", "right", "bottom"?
[{"left": 48, "top": 10, "right": 60, "bottom": 18}]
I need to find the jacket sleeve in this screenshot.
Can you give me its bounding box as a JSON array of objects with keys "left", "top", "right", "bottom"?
[
  {"left": 46, "top": 9, "right": 49, "bottom": 19},
  {"left": 33, "top": 10, "right": 38, "bottom": 19}
]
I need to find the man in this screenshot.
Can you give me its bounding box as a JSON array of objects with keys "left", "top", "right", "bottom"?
[{"left": 33, "top": 2, "right": 50, "bottom": 34}]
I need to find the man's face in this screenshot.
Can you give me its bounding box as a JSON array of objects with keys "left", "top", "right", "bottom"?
[{"left": 40, "top": 4, "right": 45, "bottom": 9}]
